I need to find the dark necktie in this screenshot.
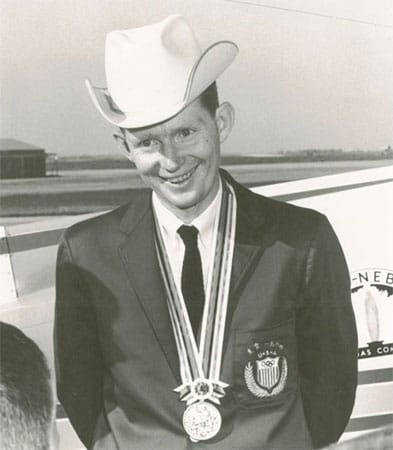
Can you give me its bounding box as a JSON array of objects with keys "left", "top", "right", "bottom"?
[{"left": 178, "top": 225, "right": 205, "bottom": 337}]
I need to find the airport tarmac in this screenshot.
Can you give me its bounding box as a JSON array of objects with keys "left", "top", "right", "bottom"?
[
  {"left": 1, "top": 160, "right": 391, "bottom": 195},
  {"left": 1, "top": 160, "right": 392, "bottom": 220}
]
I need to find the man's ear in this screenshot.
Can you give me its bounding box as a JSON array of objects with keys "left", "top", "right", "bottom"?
[
  {"left": 215, "top": 101, "right": 235, "bottom": 144},
  {"left": 113, "top": 132, "right": 134, "bottom": 161}
]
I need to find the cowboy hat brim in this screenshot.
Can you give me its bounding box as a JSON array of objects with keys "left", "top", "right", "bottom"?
[{"left": 86, "top": 40, "right": 238, "bottom": 129}]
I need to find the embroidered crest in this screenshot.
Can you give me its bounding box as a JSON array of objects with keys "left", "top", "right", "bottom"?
[{"left": 244, "top": 340, "right": 288, "bottom": 397}]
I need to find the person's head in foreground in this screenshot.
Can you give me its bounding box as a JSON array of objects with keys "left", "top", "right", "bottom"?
[
  {"left": 86, "top": 14, "right": 237, "bottom": 222},
  {"left": 0, "top": 322, "right": 57, "bottom": 450}
]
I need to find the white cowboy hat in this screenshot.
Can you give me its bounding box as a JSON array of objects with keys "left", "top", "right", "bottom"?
[{"left": 86, "top": 14, "right": 238, "bottom": 128}]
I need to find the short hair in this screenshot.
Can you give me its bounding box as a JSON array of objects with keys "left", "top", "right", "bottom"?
[
  {"left": 0, "top": 322, "right": 54, "bottom": 450},
  {"left": 198, "top": 82, "right": 219, "bottom": 117}
]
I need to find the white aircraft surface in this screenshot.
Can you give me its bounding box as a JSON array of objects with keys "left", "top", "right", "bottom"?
[{"left": 1, "top": 165, "right": 392, "bottom": 449}]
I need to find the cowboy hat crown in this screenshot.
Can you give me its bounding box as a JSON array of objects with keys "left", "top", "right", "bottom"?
[{"left": 86, "top": 15, "right": 238, "bottom": 128}]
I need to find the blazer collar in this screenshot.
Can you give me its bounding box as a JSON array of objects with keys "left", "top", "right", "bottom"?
[
  {"left": 220, "top": 170, "right": 269, "bottom": 342},
  {"left": 119, "top": 188, "right": 151, "bottom": 235}
]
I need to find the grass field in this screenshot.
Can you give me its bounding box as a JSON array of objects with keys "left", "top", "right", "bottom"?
[{"left": 1, "top": 160, "right": 391, "bottom": 218}]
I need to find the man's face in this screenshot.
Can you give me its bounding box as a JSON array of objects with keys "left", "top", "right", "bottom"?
[{"left": 121, "top": 98, "right": 234, "bottom": 220}]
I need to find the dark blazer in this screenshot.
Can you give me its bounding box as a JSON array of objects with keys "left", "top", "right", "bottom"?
[{"left": 54, "top": 172, "right": 358, "bottom": 450}]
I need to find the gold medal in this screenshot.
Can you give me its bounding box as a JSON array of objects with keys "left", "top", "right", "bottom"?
[{"left": 183, "top": 401, "right": 222, "bottom": 442}]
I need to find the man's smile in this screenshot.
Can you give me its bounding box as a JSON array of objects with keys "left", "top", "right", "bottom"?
[{"left": 161, "top": 164, "right": 200, "bottom": 186}]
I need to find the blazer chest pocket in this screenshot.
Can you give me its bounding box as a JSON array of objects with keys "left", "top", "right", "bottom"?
[{"left": 233, "top": 318, "right": 298, "bottom": 408}]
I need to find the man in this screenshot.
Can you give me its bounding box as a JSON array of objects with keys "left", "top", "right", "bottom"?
[
  {"left": 54, "top": 15, "right": 358, "bottom": 450},
  {"left": 0, "top": 322, "right": 58, "bottom": 450}
]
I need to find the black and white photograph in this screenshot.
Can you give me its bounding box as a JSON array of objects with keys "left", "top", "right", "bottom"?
[{"left": 1, "top": 1, "right": 392, "bottom": 449}]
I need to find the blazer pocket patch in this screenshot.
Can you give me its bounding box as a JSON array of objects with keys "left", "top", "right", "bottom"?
[
  {"left": 234, "top": 318, "right": 298, "bottom": 408},
  {"left": 244, "top": 340, "right": 288, "bottom": 398}
]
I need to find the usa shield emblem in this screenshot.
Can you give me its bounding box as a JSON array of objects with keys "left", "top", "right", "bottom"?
[{"left": 244, "top": 341, "right": 288, "bottom": 398}]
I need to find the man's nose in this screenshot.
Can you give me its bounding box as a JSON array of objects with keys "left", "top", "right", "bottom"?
[{"left": 159, "top": 141, "right": 183, "bottom": 172}]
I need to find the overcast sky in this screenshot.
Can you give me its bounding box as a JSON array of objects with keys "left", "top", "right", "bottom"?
[{"left": 0, "top": 0, "right": 392, "bottom": 156}]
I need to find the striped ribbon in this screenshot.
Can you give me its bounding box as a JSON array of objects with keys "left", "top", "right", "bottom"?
[{"left": 153, "top": 180, "right": 237, "bottom": 406}]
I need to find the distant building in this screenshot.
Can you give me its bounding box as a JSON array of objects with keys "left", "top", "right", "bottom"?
[{"left": 0, "top": 139, "right": 47, "bottom": 179}]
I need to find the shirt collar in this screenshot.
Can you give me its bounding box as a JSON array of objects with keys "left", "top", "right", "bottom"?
[{"left": 152, "top": 179, "right": 222, "bottom": 249}]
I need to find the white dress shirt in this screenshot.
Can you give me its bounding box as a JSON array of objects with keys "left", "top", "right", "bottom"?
[{"left": 152, "top": 181, "right": 222, "bottom": 296}]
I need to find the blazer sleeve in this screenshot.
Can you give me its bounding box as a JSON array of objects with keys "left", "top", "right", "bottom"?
[
  {"left": 295, "top": 215, "right": 358, "bottom": 449},
  {"left": 54, "top": 235, "right": 104, "bottom": 449}
]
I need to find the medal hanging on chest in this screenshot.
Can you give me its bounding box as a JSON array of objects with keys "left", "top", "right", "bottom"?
[{"left": 154, "top": 180, "right": 237, "bottom": 443}]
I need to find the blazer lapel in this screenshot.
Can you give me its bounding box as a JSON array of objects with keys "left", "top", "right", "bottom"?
[
  {"left": 118, "top": 193, "right": 180, "bottom": 383},
  {"left": 222, "top": 170, "right": 268, "bottom": 296},
  {"left": 222, "top": 171, "right": 270, "bottom": 343},
  {"left": 230, "top": 220, "right": 261, "bottom": 296}
]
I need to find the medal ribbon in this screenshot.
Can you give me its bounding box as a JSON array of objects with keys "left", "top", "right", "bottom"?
[{"left": 154, "top": 179, "right": 237, "bottom": 406}]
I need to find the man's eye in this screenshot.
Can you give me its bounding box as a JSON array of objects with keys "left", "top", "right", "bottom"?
[
  {"left": 138, "top": 139, "right": 158, "bottom": 148},
  {"left": 178, "top": 129, "right": 194, "bottom": 138}
]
